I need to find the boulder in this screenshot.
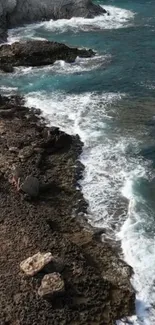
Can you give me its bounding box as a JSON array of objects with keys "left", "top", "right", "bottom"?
[
  {"left": 38, "top": 273, "right": 65, "bottom": 299},
  {"left": 20, "top": 252, "right": 53, "bottom": 276}
]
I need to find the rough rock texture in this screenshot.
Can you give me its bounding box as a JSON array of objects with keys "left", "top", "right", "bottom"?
[
  {"left": 0, "top": 95, "right": 135, "bottom": 325},
  {"left": 38, "top": 273, "right": 65, "bottom": 299},
  {"left": 0, "top": 0, "right": 106, "bottom": 42},
  {"left": 0, "top": 40, "right": 94, "bottom": 71},
  {"left": 20, "top": 252, "right": 53, "bottom": 276}
]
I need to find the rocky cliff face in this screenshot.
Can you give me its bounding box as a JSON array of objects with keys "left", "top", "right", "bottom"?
[{"left": 0, "top": 0, "right": 106, "bottom": 42}]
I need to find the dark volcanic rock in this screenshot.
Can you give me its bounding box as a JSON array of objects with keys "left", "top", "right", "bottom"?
[
  {"left": 0, "top": 40, "right": 94, "bottom": 71},
  {"left": 0, "top": 96, "right": 135, "bottom": 325}
]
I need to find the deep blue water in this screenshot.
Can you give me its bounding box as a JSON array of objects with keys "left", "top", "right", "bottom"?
[{"left": 1, "top": 1, "right": 155, "bottom": 324}]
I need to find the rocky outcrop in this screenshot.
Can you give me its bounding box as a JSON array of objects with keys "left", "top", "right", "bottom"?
[
  {"left": 0, "top": 0, "right": 107, "bottom": 42},
  {"left": 0, "top": 40, "right": 94, "bottom": 71},
  {"left": 0, "top": 96, "right": 135, "bottom": 325}
]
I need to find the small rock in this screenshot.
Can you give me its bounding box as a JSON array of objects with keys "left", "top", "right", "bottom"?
[
  {"left": 38, "top": 273, "right": 65, "bottom": 299},
  {"left": 20, "top": 176, "right": 39, "bottom": 197},
  {"left": 20, "top": 252, "right": 53, "bottom": 276}
]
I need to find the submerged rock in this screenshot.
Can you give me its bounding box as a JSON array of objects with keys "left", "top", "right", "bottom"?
[
  {"left": 38, "top": 273, "right": 65, "bottom": 299},
  {"left": 20, "top": 252, "right": 53, "bottom": 276},
  {"left": 0, "top": 40, "right": 94, "bottom": 71}
]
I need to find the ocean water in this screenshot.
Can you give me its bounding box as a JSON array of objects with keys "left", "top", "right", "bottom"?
[{"left": 1, "top": 1, "right": 155, "bottom": 324}]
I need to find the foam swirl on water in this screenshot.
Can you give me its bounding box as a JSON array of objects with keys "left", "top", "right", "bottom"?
[{"left": 8, "top": 5, "right": 135, "bottom": 43}]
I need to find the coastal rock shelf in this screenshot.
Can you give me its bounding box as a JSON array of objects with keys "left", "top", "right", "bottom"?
[
  {"left": 0, "top": 96, "right": 135, "bottom": 324},
  {"left": 0, "top": 40, "right": 94, "bottom": 72}
]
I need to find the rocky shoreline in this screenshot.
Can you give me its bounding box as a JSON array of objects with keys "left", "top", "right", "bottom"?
[
  {"left": 0, "top": 0, "right": 107, "bottom": 43},
  {"left": 0, "top": 95, "right": 135, "bottom": 324},
  {"left": 0, "top": 40, "right": 94, "bottom": 72}
]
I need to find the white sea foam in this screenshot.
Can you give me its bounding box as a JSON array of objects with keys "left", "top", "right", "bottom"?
[
  {"left": 8, "top": 5, "right": 135, "bottom": 43},
  {"left": 42, "top": 6, "right": 135, "bottom": 33},
  {"left": 118, "top": 177, "right": 155, "bottom": 325},
  {"left": 8, "top": 24, "right": 46, "bottom": 43},
  {"left": 0, "top": 85, "right": 18, "bottom": 94},
  {"left": 25, "top": 91, "right": 145, "bottom": 235},
  {"left": 25, "top": 90, "right": 155, "bottom": 324},
  {"left": 13, "top": 54, "right": 110, "bottom": 76}
]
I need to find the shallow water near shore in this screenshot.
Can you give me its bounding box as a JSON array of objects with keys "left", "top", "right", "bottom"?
[{"left": 1, "top": 0, "right": 155, "bottom": 324}]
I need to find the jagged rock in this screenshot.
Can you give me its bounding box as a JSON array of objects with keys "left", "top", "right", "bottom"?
[
  {"left": 38, "top": 273, "right": 65, "bottom": 299},
  {"left": 0, "top": 40, "right": 94, "bottom": 70},
  {"left": 20, "top": 176, "right": 39, "bottom": 197},
  {"left": 20, "top": 252, "right": 53, "bottom": 276},
  {"left": 41, "top": 128, "right": 72, "bottom": 152},
  {"left": 55, "top": 132, "right": 72, "bottom": 149}
]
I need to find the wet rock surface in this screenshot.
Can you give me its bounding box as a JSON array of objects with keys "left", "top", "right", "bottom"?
[
  {"left": 0, "top": 95, "right": 135, "bottom": 324},
  {"left": 0, "top": 40, "right": 94, "bottom": 71}
]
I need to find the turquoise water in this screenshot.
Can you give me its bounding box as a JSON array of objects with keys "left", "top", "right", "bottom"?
[{"left": 1, "top": 1, "right": 155, "bottom": 324}]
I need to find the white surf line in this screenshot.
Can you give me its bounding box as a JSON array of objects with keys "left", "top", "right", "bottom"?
[{"left": 8, "top": 5, "right": 135, "bottom": 43}]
